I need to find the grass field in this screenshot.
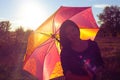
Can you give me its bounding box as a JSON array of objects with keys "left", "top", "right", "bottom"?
[{"left": 0, "top": 36, "right": 120, "bottom": 80}]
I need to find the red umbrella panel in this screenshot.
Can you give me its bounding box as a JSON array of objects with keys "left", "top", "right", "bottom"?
[{"left": 23, "top": 6, "right": 99, "bottom": 80}]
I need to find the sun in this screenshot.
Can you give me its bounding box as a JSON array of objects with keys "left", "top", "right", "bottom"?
[{"left": 15, "top": 1, "right": 48, "bottom": 30}]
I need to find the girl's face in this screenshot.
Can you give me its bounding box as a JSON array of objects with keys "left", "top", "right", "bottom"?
[{"left": 65, "top": 26, "right": 80, "bottom": 42}]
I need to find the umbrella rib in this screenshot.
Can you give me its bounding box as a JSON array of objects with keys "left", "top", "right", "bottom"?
[
  {"left": 52, "top": 7, "right": 60, "bottom": 34},
  {"left": 35, "top": 32, "right": 60, "bottom": 42},
  {"left": 35, "top": 32, "right": 51, "bottom": 37},
  {"left": 36, "top": 31, "right": 60, "bottom": 45},
  {"left": 52, "top": 16, "right": 55, "bottom": 34},
  {"left": 46, "top": 40, "right": 55, "bottom": 54},
  {"left": 37, "top": 39, "right": 54, "bottom": 49}
]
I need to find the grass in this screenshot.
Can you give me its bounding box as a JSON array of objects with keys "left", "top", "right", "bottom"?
[{"left": 0, "top": 36, "right": 120, "bottom": 80}]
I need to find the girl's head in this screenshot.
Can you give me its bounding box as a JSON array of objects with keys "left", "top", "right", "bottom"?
[{"left": 60, "top": 20, "right": 80, "bottom": 48}]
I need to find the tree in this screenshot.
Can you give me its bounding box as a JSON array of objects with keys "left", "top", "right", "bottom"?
[
  {"left": 0, "top": 21, "right": 11, "bottom": 47},
  {"left": 0, "top": 21, "right": 11, "bottom": 32},
  {"left": 0, "top": 21, "right": 12, "bottom": 56},
  {"left": 98, "top": 6, "right": 120, "bottom": 37},
  {"left": 15, "top": 26, "right": 25, "bottom": 43},
  {"left": 0, "top": 21, "right": 11, "bottom": 39}
]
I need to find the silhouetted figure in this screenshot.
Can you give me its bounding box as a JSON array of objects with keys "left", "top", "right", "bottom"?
[{"left": 60, "top": 20, "right": 104, "bottom": 80}]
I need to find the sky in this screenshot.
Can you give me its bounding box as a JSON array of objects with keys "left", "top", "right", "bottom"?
[{"left": 0, "top": 0, "right": 120, "bottom": 30}]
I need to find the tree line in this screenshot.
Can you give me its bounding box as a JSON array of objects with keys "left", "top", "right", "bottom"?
[
  {"left": 0, "top": 21, "right": 34, "bottom": 80},
  {"left": 0, "top": 21, "right": 33, "bottom": 57}
]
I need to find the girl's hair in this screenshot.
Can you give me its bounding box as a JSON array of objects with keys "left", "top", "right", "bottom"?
[{"left": 60, "top": 20, "right": 80, "bottom": 48}]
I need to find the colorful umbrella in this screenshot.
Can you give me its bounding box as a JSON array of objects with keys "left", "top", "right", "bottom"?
[{"left": 23, "top": 6, "right": 99, "bottom": 80}]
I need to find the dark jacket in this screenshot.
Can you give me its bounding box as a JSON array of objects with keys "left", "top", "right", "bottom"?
[{"left": 60, "top": 40, "right": 104, "bottom": 75}]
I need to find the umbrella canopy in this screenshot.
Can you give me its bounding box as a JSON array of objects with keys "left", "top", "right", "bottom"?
[{"left": 23, "top": 6, "right": 99, "bottom": 80}]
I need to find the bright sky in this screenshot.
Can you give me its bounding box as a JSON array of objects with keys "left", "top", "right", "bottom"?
[{"left": 0, "top": 0, "right": 119, "bottom": 30}]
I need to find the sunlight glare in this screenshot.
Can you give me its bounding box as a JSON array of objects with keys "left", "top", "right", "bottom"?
[{"left": 16, "top": 0, "right": 48, "bottom": 30}]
